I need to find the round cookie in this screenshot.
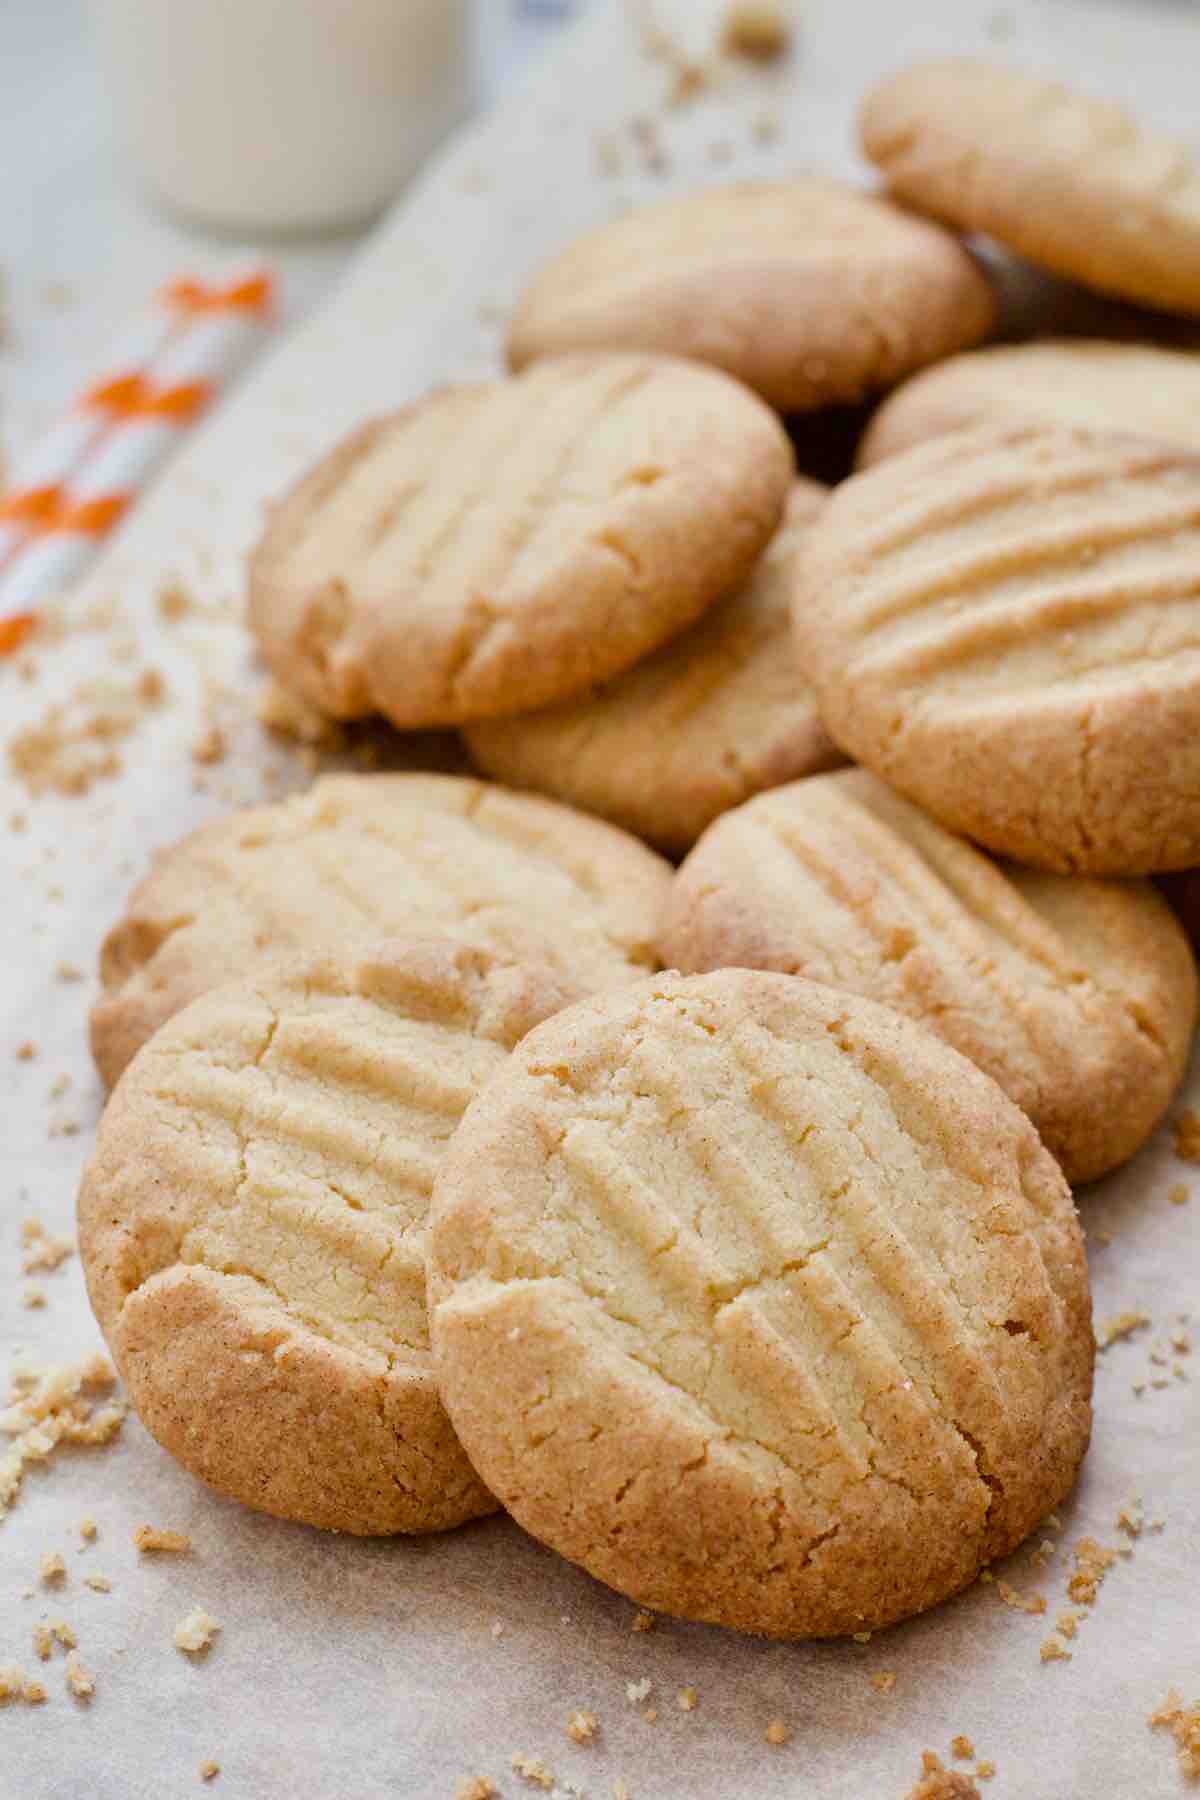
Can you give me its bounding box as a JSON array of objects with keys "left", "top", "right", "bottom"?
[
  {"left": 505, "top": 180, "right": 996, "bottom": 413},
  {"left": 659, "top": 769, "right": 1198, "bottom": 1184},
  {"left": 858, "top": 341, "right": 1200, "bottom": 469},
  {"left": 247, "top": 353, "right": 792, "bottom": 728},
  {"left": 79, "top": 936, "right": 579, "bottom": 1534},
  {"left": 90, "top": 773, "right": 671, "bottom": 1088},
  {"left": 793, "top": 421, "right": 1200, "bottom": 875},
  {"left": 428, "top": 970, "right": 1093, "bottom": 1639},
  {"left": 860, "top": 60, "right": 1200, "bottom": 316},
  {"left": 464, "top": 479, "right": 843, "bottom": 855}
]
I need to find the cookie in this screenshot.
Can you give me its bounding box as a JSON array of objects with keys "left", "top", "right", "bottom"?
[
  {"left": 464, "top": 479, "right": 842, "bottom": 855},
  {"left": 506, "top": 180, "right": 996, "bottom": 413},
  {"left": 429, "top": 969, "right": 1093, "bottom": 1638},
  {"left": 247, "top": 354, "right": 792, "bottom": 728},
  {"left": 90, "top": 773, "right": 671, "bottom": 1088},
  {"left": 861, "top": 60, "right": 1200, "bottom": 316},
  {"left": 858, "top": 341, "right": 1200, "bottom": 469},
  {"left": 79, "top": 937, "right": 579, "bottom": 1534},
  {"left": 792, "top": 421, "right": 1200, "bottom": 874},
  {"left": 659, "top": 770, "right": 1197, "bottom": 1184}
]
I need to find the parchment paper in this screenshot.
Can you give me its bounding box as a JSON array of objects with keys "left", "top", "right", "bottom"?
[{"left": 2, "top": 4, "right": 1197, "bottom": 1795}]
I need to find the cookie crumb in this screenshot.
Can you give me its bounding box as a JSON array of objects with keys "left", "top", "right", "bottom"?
[
  {"left": 0, "top": 1662, "right": 27, "bottom": 1701},
  {"left": 1055, "top": 1610, "right": 1080, "bottom": 1639},
  {"left": 32, "top": 1624, "right": 52, "bottom": 1661},
  {"left": 721, "top": 0, "right": 791, "bottom": 61},
  {"left": 50, "top": 1620, "right": 76, "bottom": 1650},
  {"left": 22, "top": 1677, "right": 47, "bottom": 1704},
  {"left": 191, "top": 724, "right": 226, "bottom": 766},
  {"left": 8, "top": 669, "right": 166, "bottom": 796},
  {"left": 871, "top": 1671, "right": 897, "bottom": 1693},
  {"left": 905, "top": 1751, "right": 981, "bottom": 1799},
  {"left": 950, "top": 1737, "right": 975, "bottom": 1760},
  {"left": 612, "top": 1783, "right": 631, "bottom": 1800},
  {"left": 852, "top": 1629, "right": 873, "bottom": 1643},
  {"left": 677, "top": 1686, "right": 697, "bottom": 1711},
  {"left": 510, "top": 1752, "right": 554, "bottom": 1790},
  {"left": 22, "top": 1284, "right": 46, "bottom": 1310},
  {"left": 199, "top": 1763, "right": 220, "bottom": 1783},
  {"left": 1168, "top": 1183, "right": 1189, "bottom": 1206},
  {"left": 975, "top": 1763, "right": 996, "bottom": 1781},
  {"left": 64, "top": 1650, "right": 94, "bottom": 1699},
  {"left": 40, "top": 1551, "right": 66, "bottom": 1585},
  {"left": 21, "top": 1219, "right": 74, "bottom": 1274},
  {"left": 996, "top": 1579, "right": 1045, "bottom": 1615},
  {"left": 174, "top": 1607, "right": 220, "bottom": 1655},
  {"left": 1097, "top": 1310, "right": 1150, "bottom": 1349},
  {"left": 83, "top": 1574, "right": 112, "bottom": 1593},
  {"left": 1067, "top": 1538, "right": 1118, "bottom": 1606},
  {"left": 1116, "top": 1496, "right": 1144, "bottom": 1539},
  {"left": 630, "top": 1609, "right": 655, "bottom": 1633},
  {"left": 455, "top": 1781, "right": 497, "bottom": 1800},
  {"left": 79, "top": 1516, "right": 97, "bottom": 1543},
  {"left": 1149, "top": 1690, "right": 1200, "bottom": 1781},
  {"left": 1039, "top": 1636, "right": 1072, "bottom": 1664},
  {"left": 566, "top": 1709, "right": 598, "bottom": 1744},
  {"left": 1173, "top": 1109, "right": 1200, "bottom": 1163},
  {"left": 625, "top": 1677, "right": 652, "bottom": 1705},
  {"left": 134, "top": 1524, "right": 192, "bottom": 1554},
  {"left": 765, "top": 1718, "right": 791, "bottom": 1746},
  {"left": 15, "top": 1041, "right": 36, "bottom": 1060}
]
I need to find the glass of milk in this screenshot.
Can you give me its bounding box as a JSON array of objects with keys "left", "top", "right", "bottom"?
[{"left": 89, "top": 0, "right": 478, "bottom": 234}]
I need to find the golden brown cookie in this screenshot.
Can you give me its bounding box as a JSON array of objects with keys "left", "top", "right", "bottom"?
[
  {"left": 247, "top": 354, "right": 792, "bottom": 728},
  {"left": 861, "top": 60, "right": 1200, "bottom": 315},
  {"left": 90, "top": 773, "right": 671, "bottom": 1088},
  {"left": 79, "top": 937, "right": 578, "bottom": 1534},
  {"left": 429, "top": 969, "right": 1093, "bottom": 1639},
  {"left": 858, "top": 341, "right": 1200, "bottom": 469},
  {"left": 659, "top": 769, "right": 1197, "bottom": 1183},
  {"left": 793, "top": 421, "right": 1200, "bottom": 875},
  {"left": 464, "top": 479, "right": 842, "bottom": 854},
  {"left": 506, "top": 180, "right": 995, "bottom": 412}
]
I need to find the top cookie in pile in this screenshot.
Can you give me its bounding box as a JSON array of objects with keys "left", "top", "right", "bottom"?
[{"left": 78, "top": 53, "right": 1200, "bottom": 1651}]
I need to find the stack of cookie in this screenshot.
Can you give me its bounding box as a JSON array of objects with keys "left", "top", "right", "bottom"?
[{"left": 79, "top": 57, "right": 1200, "bottom": 1643}]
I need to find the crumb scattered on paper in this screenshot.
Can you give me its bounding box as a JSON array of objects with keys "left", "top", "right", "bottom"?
[
  {"left": 765, "top": 1718, "right": 791, "bottom": 1746},
  {"left": 174, "top": 1608, "right": 220, "bottom": 1655},
  {"left": 905, "top": 1751, "right": 982, "bottom": 1798},
  {"left": 721, "top": 1, "right": 792, "bottom": 61},
  {"left": 1149, "top": 1690, "right": 1200, "bottom": 1781},
  {"left": 8, "top": 668, "right": 166, "bottom": 796},
  {"left": 134, "top": 1524, "right": 193, "bottom": 1555},
  {"left": 510, "top": 1752, "right": 554, "bottom": 1790},
  {"left": 1097, "top": 1311, "right": 1150, "bottom": 1350},
  {"left": 566, "top": 1709, "right": 598, "bottom": 1744},
  {"left": 0, "top": 1355, "right": 124, "bottom": 1523}
]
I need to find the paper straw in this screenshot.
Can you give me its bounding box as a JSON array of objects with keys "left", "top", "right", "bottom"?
[{"left": 0, "top": 269, "right": 275, "bottom": 617}]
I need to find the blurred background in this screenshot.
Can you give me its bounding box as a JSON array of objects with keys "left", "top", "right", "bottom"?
[{"left": 1, "top": 0, "right": 587, "bottom": 461}]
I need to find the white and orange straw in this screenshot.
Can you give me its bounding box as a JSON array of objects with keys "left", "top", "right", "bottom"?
[{"left": 0, "top": 268, "right": 275, "bottom": 647}]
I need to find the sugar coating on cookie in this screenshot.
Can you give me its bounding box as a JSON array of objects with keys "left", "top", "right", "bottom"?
[
  {"left": 429, "top": 970, "right": 1093, "bottom": 1638},
  {"left": 90, "top": 773, "right": 671, "bottom": 1088},
  {"left": 506, "top": 180, "right": 996, "bottom": 412},
  {"left": 79, "top": 937, "right": 580, "bottom": 1534},
  {"left": 248, "top": 353, "right": 793, "bottom": 728},
  {"left": 465, "top": 479, "right": 843, "bottom": 854},
  {"left": 861, "top": 59, "right": 1200, "bottom": 315},
  {"left": 793, "top": 421, "right": 1200, "bottom": 875},
  {"left": 857, "top": 341, "right": 1200, "bottom": 470},
  {"left": 660, "top": 770, "right": 1198, "bottom": 1184}
]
